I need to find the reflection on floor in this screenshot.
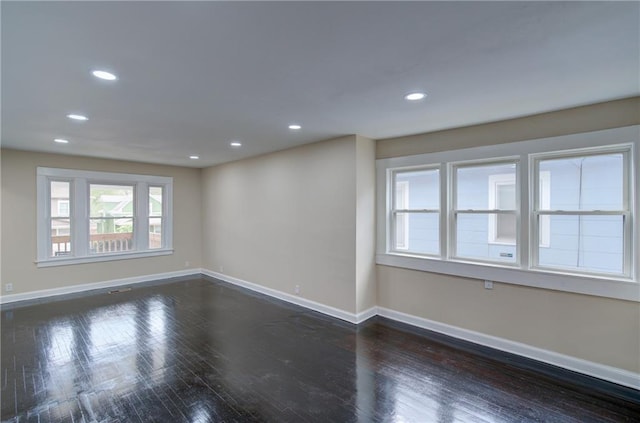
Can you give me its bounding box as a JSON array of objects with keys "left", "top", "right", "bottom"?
[{"left": 1, "top": 277, "right": 638, "bottom": 422}]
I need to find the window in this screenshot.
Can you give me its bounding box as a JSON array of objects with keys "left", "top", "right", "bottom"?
[
  {"left": 50, "top": 181, "right": 71, "bottom": 256},
  {"left": 390, "top": 167, "right": 440, "bottom": 255},
  {"left": 37, "top": 168, "right": 173, "bottom": 266},
  {"left": 453, "top": 161, "right": 518, "bottom": 263},
  {"left": 149, "top": 186, "right": 164, "bottom": 249},
  {"left": 90, "top": 184, "right": 134, "bottom": 253},
  {"left": 57, "top": 199, "right": 70, "bottom": 218},
  {"left": 376, "top": 125, "right": 638, "bottom": 301},
  {"left": 532, "top": 149, "right": 630, "bottom": 276},
  {"left": 394, "top": 180, "right": 409, "bottom": 250}
]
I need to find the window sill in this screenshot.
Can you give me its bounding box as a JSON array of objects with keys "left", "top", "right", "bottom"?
[
  {"left": 376, "top": 253, "right": 639, "bottom": 302},
  {"left": 36, "top": 249, "right": 174, "bottom": 268}
]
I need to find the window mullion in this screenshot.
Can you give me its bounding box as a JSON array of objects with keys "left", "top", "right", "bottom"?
[
  {"left": 518, "top": 156, "right": 527, "bottom": 269},
  {"left": 447, "top": 163, "right": 455, "bottom": 260},
  {"left": 36, "top": 175, "right": 50, "bottom": 261},
  {"left": 439, "top": 163, "right": 448, "bottom": 260},
  {"left": 73, "top": 178, "right": 88, "bottom": 257},
  {"left": 163, "top": 182, "right": 173, "bottom": 249},
  {"left": 135, "top": 182, "right": 149, "bottom": 251}
]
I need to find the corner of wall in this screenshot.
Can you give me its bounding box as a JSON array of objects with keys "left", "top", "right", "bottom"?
[{"left": 355, "top": 135, "right": 377, "bottom": 313}]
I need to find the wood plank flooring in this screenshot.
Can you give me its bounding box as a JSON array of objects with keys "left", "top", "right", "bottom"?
[{"left": 1, "top": 277, "right": 638, "bottom": 422}]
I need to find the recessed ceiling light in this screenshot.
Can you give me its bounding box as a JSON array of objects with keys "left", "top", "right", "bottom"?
[
  {"left": 230, "top": 142, "right": 242, "bottom": 147},
  {"left": 189, "top": 155, "right": 199, "bottom": 160},
  {"left": 404, "top": 92, "right": 426, "bottom": 101},
  {"left": 92, "top": 70, "right": 117, "bottom": 81},
  {"left": 54, "top": 138, "right": 69, "bottom": 144},
  {"left": 67, "top": 114, "right": 88, "bottom": 121},
  {"left": 288, "top": 124, "right": 301, "bottom": 130}
]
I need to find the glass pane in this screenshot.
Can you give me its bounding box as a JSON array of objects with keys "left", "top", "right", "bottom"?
[
  {"left": 149, "top": 217, "right": 163, "bottom": 249},
  {"left": 496, "top": 213, "right": 516, "bottom": 242},
  {"left": 149, "top": 186, "right": 163, "bottom": 216},
  {"left": 50, "top": 181, "right": 70, "bottom": 217},
  {"left": 394, "top": 212, "right": 439, "bottom": 255},
  {"left": 394, "top": 169, "right": 439, "bottom": 209},
  {"left": 90, "top": 218, "right": 134, "bottom": 253},
  {"left": 538, "top": 215, "right": 623, "bottom": 274},
  {"left": 457, "top": 162, "right": 516, "bottom": 210},
  {"left": 51, "top": 218, "right": 71, "bottom": 257},
  {"left": 456, "top": 213, "right": 516, "bottom": 263},
  {"left": 538, "top": 153, "right": 623, "bottom": 211},
  {"left": 90, "top": 184, "right": 134, "bottom": 217},
  {"left": 497, "top": 184, "right": 516, "bottom": 209}
]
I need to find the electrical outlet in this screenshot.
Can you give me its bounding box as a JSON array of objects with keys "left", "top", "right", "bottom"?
[
  {"left": 294, "top": 285, "right": 300, "bottom": 295},
  {"left": 5, "top": 283, "right": 13, "bottom": 292},
  {"left": 484, "top": 280, "right": 493, "bottom": 290},
  {"left": 219, "top": 265, "right": 224, "bottom": 273},
  {"left": 184, "top": 261, "right": 190, "bottom": 268}
]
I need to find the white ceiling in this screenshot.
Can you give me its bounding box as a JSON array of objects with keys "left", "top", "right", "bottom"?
[{"left": 2, "top": 1, "right": 638, "bottom": 168}]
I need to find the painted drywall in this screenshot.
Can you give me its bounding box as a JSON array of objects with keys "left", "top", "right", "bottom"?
[
  {"left": 202, "top": 136, "right": 360, "bottom": 313},
  {"left": 0, "top": 149, "right": 202, "bottom": 295},
  {"left": 377, "top": 266, "right": 640, "bottom": 372},
  {"left": 355, "top": 135, "right": 377, "bottom": 313},
  {"left": 376, "top": 96, "right": 640, "bottom": 372},
  {"left": 377, "top": 97, "right": 640, "bottom": 158}
]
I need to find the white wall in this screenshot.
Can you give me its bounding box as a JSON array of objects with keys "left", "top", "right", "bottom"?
[{"left": 0, "top": 149, "right": 202, "bottom": 296}]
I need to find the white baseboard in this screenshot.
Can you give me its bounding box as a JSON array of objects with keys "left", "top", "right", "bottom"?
[
  {"left": 3, "top": 268, "right": 637, "bottom": 390},
  {"left": 0, "top": 269, "right": 200, "bottom": 305},
  {"left": 202, "top": 269, "right": 371, "bottom": 324},
  {"left": 377, "top": 306, "right": 640, "bottom": 391},
  {"left": 355, "top": 306, "right": 378, "bottom": 324}
]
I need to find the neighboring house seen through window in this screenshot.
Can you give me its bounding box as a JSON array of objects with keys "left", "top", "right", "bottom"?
[{"left": 376, "top": 126, "right": 638, "bottom": 301}]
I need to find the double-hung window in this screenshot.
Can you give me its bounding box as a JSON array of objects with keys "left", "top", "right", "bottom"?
[
  {"left": 37, "top": 168, "right": 173, "bottom": 266},
  {"left": 452, "top": 160, "right": 518, "bottom": 264},
  {"left": 531, "top": 148, "right": 631, "bottom": 277},
  {"left": 390, "top": 167, "right": 440, "bottom": 256}
]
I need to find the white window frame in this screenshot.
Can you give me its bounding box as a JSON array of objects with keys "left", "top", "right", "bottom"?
[
  {"left": 376, "top": 125, "right": 639, "bottom": 302},
  {"left": 37, "top": 167, "right": 173, "bottom": 267}
]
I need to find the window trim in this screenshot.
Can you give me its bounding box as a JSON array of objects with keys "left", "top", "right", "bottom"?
[
  {"left": 376, "top": 125, "right": 639, "bottom": 302},
  {"left": 37, "top": 167, "right": 173, "bottom": 267}
]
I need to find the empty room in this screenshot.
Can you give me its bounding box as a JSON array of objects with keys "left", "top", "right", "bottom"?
[{"left": 1, "top": 1, "right": 639, "bottom": 422}]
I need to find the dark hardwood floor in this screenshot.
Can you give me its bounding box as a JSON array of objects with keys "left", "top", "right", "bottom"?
[{"left": 1, "top": 277, "right": 638, "bottom": 422}]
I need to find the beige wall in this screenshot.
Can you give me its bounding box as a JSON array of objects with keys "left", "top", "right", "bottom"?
[
  {"left": 377, "top": 96, "right": 640, "bottom": 158},
  {"left": 355, "top": 135, "right": 377, "bottom": 313},
  {"left": 1, "top": 149, "right": 202, "bottom": 295},
  {"left": 202, "top": 136, "right": 360, "bottom": 313},
  {"left": 378, "top": 267, "right": 640, "bottom": 372},
  {"left": 376, "top": 96, "right": 640, "bottom": 372}
]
